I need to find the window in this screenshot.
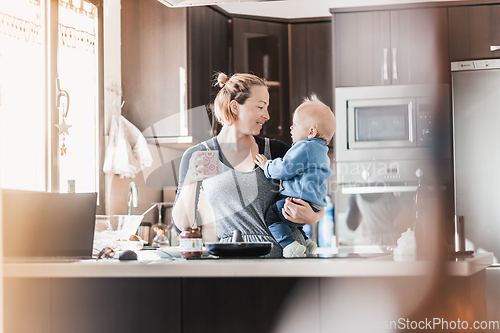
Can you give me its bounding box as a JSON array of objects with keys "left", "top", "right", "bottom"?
[
  {"left": 57, "top": 0, "right": 99, "bottom": 194},
  {"left": 0, "top": 0, "right": 46, "bottom": 191},
  {"left": 0, "top": 0, "right": 102, "bottom": 202}
]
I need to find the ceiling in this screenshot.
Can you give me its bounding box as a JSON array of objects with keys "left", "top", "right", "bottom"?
[{"left": 217, "top": 0, "right": 458, "bottom": 19}]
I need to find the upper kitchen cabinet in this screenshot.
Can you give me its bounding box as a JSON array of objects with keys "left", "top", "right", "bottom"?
[
  {"left": 334, "top": 7, "right": 449, "bottom": 87},
  {"left": 448, "top": 4, "right": 500, "bottom": 61},
  {"left": 121, "top": 0, "right": 187, "bottom": 134},
  {"left": 122, "top": 2, "right": 227, "bottom": 142},
  {"left": 188, "top": 7, "right": 230, "bottom": 111},
  {"left": 232, "top": 18, "right": 290, "bottom": 144},
  {"left": 335, "top": 10, "right": 389, "bottom": 87},
  {"left": 290, "top": 21, "right": 333, "bottom": 111}
]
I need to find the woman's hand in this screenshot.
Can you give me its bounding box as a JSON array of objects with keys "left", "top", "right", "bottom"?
[
  {"left": 185, "top": 151, "right": 213, "bottom": 183},
  {"left": 282, "top": 197, "right": 325, "bottom": 225},
  {"left": 254, "top": 154, "right": 268, "bottom": 170}
]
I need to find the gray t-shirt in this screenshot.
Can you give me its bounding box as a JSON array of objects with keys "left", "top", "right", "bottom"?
[{"left": 173, "top": 136, "right": 305, "bottom": 257}]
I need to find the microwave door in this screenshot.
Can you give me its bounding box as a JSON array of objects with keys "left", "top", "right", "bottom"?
[{"left": 347, "top": 98, "right": 417, "bottom": 149}]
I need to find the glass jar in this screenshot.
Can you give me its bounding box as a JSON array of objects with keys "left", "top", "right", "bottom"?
[{"left": 180, "top": 227, "right": 202, "bottom": 258}]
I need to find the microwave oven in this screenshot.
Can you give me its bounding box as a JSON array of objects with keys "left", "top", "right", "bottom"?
[
  {"left": 335, "top": 84, "right": 451, "bottom": 186},
  {"left": 336, "top": 84, "right": 451, "bottom": 162},
  {"left": 348, "top": 97, "right": 431, "bottom": 149}
]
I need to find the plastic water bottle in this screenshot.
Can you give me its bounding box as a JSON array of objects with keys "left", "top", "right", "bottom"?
[
  {"left": 319, "top": 194, "right": 335, "bottom": 247},
  {"left": 302, "top": 224, "right": 312, "bottom": 238}
]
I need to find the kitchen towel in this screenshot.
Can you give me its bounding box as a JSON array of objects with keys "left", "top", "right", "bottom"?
[{"left": 103, "top": 115, "right": 153, "bottom": 178}]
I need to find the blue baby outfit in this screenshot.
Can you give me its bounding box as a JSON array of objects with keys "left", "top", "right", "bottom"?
[
  {"left": 263, "top": 138, "right": 333, "bottom": 250},
  {"left": 264, "top": 138, "right": 332, "bottom": 207}
]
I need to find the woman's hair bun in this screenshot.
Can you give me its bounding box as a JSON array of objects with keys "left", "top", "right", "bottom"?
[{"left": 216, "top": 72, "right": 229, "bottom": 88}]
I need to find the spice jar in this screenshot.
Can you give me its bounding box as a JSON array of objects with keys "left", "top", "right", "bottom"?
[{"left": 180, "top": 227, "right": 203, "bottom": 258}]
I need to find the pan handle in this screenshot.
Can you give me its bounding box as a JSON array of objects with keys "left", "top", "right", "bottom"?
[{"left": 232, "top": 230, "right": 244, "bottom": 242}]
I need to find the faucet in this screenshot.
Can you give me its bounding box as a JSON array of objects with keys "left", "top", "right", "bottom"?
[{"left": 127, "top": 182, "right": 139, "bottom": 215}]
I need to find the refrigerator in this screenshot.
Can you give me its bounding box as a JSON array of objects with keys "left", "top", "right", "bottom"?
[
  {"left": 452, "top": 59, "right": 500, "bottom": 322},
  {"left": 452, "top": 59, "right": 500, "bottom": 260}
]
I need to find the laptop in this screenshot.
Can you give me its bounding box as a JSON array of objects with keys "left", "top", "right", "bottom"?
[{"left": 2, "top": 189, "right": 97, "bottom": 262}]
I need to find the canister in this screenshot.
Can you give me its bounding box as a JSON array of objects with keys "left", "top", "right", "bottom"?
[{"left": 137, "top": 222, "right": 151, "bottom": 245}]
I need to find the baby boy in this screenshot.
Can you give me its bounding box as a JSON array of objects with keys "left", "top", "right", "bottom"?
[{"left": 255, "top": 95, "right": 336, "bottom": 257}]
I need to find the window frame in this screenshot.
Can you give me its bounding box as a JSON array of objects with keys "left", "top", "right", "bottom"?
[{"left": 44, "top": 0, "right": 105, "bottom": 213}]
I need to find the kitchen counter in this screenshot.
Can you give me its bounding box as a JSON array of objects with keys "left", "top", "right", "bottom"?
[
  {"left": 4, "top": 250, "right": 494, "bottom": 333},
  {"left": 3, "top": 251, "right": 493, "bottom": 278}
]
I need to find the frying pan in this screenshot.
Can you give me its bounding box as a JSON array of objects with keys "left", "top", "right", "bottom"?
[
  {"left": 205, "top": 242, "right": 273, "bottom": 257},
  {"left": 205, "top": 230, "right": 273, "bottom": 257}
]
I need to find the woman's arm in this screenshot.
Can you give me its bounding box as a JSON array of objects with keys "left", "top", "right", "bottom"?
[
  {"left": 282, "top": 197, "right": 324, "bottom": 225},
  {"left": 172, "top": 147, "right": 212, "bottom": 231}
]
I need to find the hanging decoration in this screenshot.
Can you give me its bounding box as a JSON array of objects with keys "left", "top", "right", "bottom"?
[
  {"left": 59, "top": 0, "right": 96, "bottom": 19},
  {"left": 1, "top": 0, "right": 96, "bottom": 53},
  {"left": 59, "top": 24, "right": 95, "bottom": 53},
  {"left": 55, "top": 79, "right": 71, "bottom": 156},
  {"left": 0, "top": 12, "right": 41, "bottom": 44}
]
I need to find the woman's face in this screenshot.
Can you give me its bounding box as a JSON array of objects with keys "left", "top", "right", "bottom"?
[{"left": 232, "top": 85, "right": 270, "bottom": 136}]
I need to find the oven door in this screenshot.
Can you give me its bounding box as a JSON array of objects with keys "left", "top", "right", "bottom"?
[{"left": 347, "top": 98, "right": 416, "bottom": 149}]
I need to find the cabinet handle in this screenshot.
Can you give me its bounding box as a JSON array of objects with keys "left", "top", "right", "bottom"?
[
  {"left": 383, "top": 48, "right": 389, "bottom": 81},
  {"left": 392, "top": 47, "right": 398, "bottom": 80},
  {"left": 408, "top": 101, "right": 413, "bottom": 142},
  {"left": 491, "top": 46, "right": 500, "bottom": 52}
]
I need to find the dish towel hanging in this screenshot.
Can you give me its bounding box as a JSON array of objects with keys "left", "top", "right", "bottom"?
[{"left": 103, "top": 115, "right": 153, "bottom": 178}]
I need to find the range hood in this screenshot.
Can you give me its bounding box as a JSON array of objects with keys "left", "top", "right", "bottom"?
[{"left": 158, "top": 0, "right": 282, "bottom": 7}]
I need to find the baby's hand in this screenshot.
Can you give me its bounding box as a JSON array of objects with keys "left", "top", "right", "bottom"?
[{"left": 254, "top": 154, "right": 268, "bottom": 170}]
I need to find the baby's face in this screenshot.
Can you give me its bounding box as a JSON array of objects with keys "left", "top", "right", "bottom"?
[{"left": 290, "top": 110, "right": 311, "bottom": 143}]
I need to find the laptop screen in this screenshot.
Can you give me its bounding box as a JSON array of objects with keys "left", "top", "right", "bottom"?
[{"left": 2, "top": 189, "right": 97, "bottom": 259}]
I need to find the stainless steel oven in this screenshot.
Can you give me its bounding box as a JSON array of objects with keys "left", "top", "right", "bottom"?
[{"left": 335, "top": 84, "right": 451, "bottom": 186}]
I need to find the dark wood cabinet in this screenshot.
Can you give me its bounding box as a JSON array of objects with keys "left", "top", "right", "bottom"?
[
  {"left": 4, "top": 277, "right": 300, "bottom": 333},
  {"left": 335, "top": 7, "right": 449, "bottom": 87},
  {"left": 290, "top": 21, "right": 333, "bottom": 111},
  {"left": 121, "top": 3, "right": 333, "bottom": 147},
  {"left": 4, "top": 278, "right": 182, "bottom": 333},
  {"left": 121, "top": 0, "right": 187, "bottom": 133},
  {"left": 121, "top": 2, "right": 230, "bottom": 139},
  {"left": 335, "top": 10, "right": 390, "bottom": 87},
  {"left": 449, "top": 4, "right": 500, "bottom": 61},
  {"left": 181, "top": 278, "right": 300, "bottom": 333},
  {"left": 390, "top": 8, "right": 449, "bottom": 85},
  {"left": 232, "top": 18, "right": 290, "bottom": 144},
  {"left": 188, "top": 7, "right": 230, "bottom": 111},
  {"left": 187, "top": 6, "right": 230, "bottom": 136}
]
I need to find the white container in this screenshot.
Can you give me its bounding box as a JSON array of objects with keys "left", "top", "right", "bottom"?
[{"left": 318, "top": 195, "right": 335, "bottom": 247}]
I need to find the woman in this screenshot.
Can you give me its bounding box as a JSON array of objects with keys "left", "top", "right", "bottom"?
[{"left": 172, "top": 73, "right": 324, "bottom": 257}]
